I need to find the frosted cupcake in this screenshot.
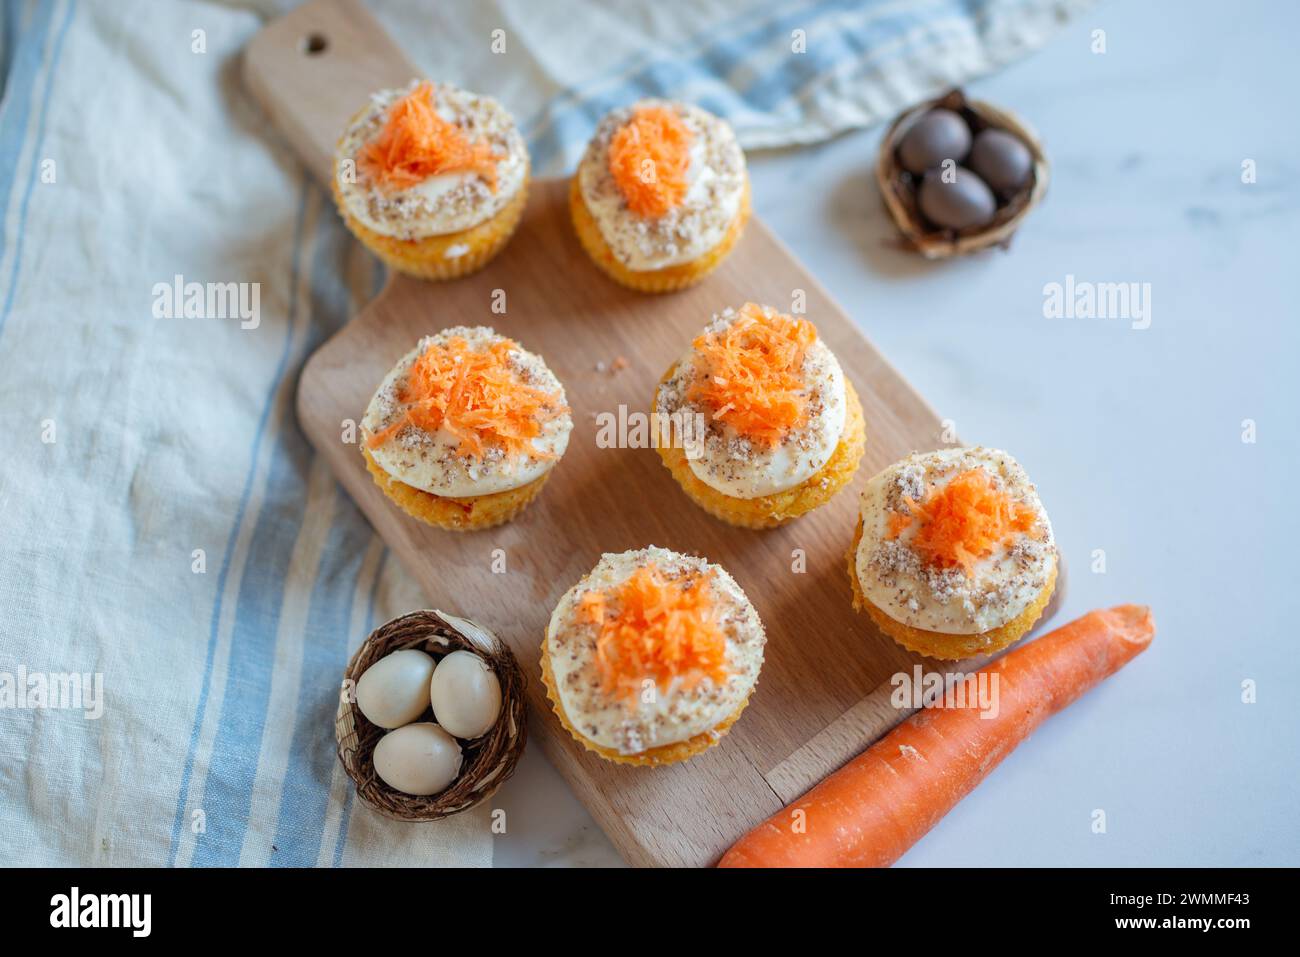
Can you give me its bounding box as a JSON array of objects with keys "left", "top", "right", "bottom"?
[
  {"left": 849, "top": 447, "right": 1058, "bottom": 659},
  {"left": 333, "top": 80, "right": 530, "bottom": 280},
  {"left": 570, "top": 100, "right": 750, "bottom": 292},
  {"left": 654, "top": 303, "right": 866, "bottom": 528},
  {"left": 361, "top": 327, "right": 571, "bottom": 530},
  {"left": 541, "top": 546, "right": 765, "bottom": 766}
]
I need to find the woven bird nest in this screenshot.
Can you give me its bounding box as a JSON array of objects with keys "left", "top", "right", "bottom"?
[
  {"left": 336, "top": 609, "right": 527, "bottom": 821},
  {"left": 877, "top": 89, "right": 1049, "bottom": 259}
]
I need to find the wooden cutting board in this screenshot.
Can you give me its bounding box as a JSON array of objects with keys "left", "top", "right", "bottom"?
[{"left": 244, "top": 0, "right": 1064, "bottom": 868}]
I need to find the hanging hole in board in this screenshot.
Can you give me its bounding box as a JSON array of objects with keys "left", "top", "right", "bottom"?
[{"left": 302, "top": 32, "right": 328, "bottom": 55}]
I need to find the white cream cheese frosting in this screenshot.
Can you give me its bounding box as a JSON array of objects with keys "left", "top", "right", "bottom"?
[
  {"left": 576, "top": 99, "right": 746, "bottom": 271},
  {"left": 362, "top": 326, "right": 571, "bottom": 498},
  {"left": 655, "top": 305, "right": 847, "bottom": 499},
  {"left": 546, "top": 546, "right": 765, "bottom": 755},
  {"left": 335, "top": 80, "right": 529, "bottom": 241},
  {"left": 855, "top": 447, "right": 1056, "bottom": 635}
]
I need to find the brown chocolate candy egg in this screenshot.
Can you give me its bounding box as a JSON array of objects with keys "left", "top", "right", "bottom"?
[
  {"left": 896, "top": 108, "right": 972, "bottom": 175},
  {"left": 917, "top": 167, "right": 996, "bottom": 230},
  {"left": 968, "top": 128, "right": 1033, "bottom": 197}
]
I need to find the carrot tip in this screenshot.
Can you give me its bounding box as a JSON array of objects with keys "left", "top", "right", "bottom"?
[{"left": 1101, "top": 604, "right": 1155, "bottom": 648}]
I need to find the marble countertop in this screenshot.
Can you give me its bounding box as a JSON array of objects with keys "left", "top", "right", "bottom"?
[{"left": 492, "top": 0, "right": 1299, "bottom": 867}]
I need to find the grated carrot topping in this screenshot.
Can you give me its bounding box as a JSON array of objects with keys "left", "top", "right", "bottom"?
[
  {"left": 887, "top": 468, "right": 1040, "bottom": 576},
  {"left": 687, "top": 303, "right": 817, "bottom": 448},
  {"left": 607, "top": 105, "right": 694, "bottom": 218},
  {"left": 366, "top": 336, "right": 566, "bottom": 460},
  {"left": 579, "top": 564, "right": 728, "bottom": 709},
  {"left": 359, "top": 82, "right": 501, "bottom": 193}
]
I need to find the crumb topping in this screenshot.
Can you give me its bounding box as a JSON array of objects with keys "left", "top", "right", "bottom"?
[
  {"left": 578, "top": 563, "right": 728, "bottom": 710},
  {"left": 607, "top": 106, "right": 694, "bottom": 217},
  {"left": 857, "top": 448, "right": 1057, "bottom": 636},
  {"left": 361, "top": 327, "right": 571, "bottom": 498},
  {"left": 365, "top": 329, "right": 567, "bottom": 461},
  {"left": 887, "top": 467, "right": 1041, "bottom": 575},
  {"left": 547, "top": 547, "right": 765, "bottom": 755},
  {"left": 686, "top": 302, "right": 818, "bottom": 447},
  {"left": 335, "top": 80, "right": 528, "bottom": 240},
  {"left": 577, "top": 99, "right": 745, "bottom": 271},
  {"left": 656, "top": 305, "right": 847, "bottom": 499},
  {"left": 359, "top": 81, "right": 501, "bottom": 193}
]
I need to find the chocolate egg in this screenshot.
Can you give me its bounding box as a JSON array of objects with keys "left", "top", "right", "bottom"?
[
  {"left": 968, "top": 128, "right": 1033, "bottom": 196},
  {"left": 917, "top": 167, "right": 997, "bottom": 231},
  {"left": 896, "top": 108, "right": 972, "bottom": 175}
]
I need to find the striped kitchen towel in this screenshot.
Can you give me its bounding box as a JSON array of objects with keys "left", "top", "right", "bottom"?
[{"left": 0, "top": 0, "right": 1087, "bottom": 866}]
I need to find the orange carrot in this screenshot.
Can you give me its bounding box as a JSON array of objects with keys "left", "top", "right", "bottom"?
[
  {"left": 887, "top": 467, "right": 1041, "bottom": 576},
  {"left": 687, "top": 303, "right": 817, "bottom": 448},
  {"left": 718, "top": 605, "right": 1154, "bottom": 868},
  {"left": 359, "top": 82, "right": 501, "bottom": 193},
  {"left": 365, "top": 335, "right": 567, "bottom": 459},
  {"left": 607, "top": 105, "right": 694, "bottom": 217},
  {"left": 579, "top": 564, "right": 728, "bottom": 710}
]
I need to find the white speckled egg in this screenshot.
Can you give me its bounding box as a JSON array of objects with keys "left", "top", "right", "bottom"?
[
  {"left": 355, "top": 648, "right": 435, "bottom": 729},
  {"left": 372, "top": 722, "right": 462, "bottom": 796},
  {"left": 430, "top": 650, "right": 502, "bottom": 739}
]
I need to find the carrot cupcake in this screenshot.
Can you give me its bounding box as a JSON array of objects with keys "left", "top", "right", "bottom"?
[
  {"left": 541, "top": 546, "right": 765, "bottom": 766},
  {"left": 849, "top": 447, "right": 1058, "bottom": 660},
  {"left": 333, "top": 80, "right": 529, "bottom": 280},
  {"left": 361, "top": 326, "right": 571, "bottom": 531},
  {"left": 570, "top": 100, "right": 750, "bottom": 292},
  {"left": 654, "top": 303, "right": 866, "bottom": 528}
]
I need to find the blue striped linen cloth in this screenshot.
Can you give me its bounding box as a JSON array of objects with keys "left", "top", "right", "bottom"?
[{"left": 0, "top": 0, "right": 1087, "bottom": 866}]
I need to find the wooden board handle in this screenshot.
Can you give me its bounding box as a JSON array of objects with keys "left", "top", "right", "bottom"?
[{"left": 242, "top": 0, "right": 418, "bottom": 185}]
